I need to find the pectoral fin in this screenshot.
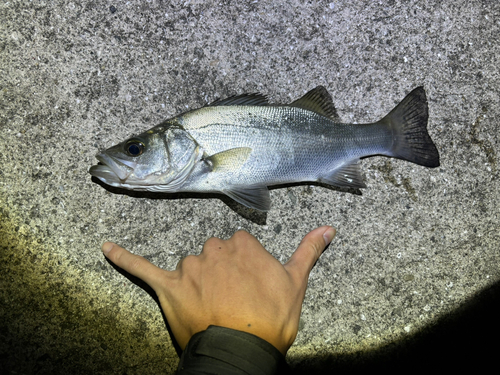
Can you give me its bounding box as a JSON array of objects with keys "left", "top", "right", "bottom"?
[
  {"left": 204, "top": 147, "right": 252, "bottom": 172},
  {"left": 318, "top": 160, "right": 366, "bottom": 189},
  {"left": 223, "top": 185, "right": 271, "bottom": 211}
]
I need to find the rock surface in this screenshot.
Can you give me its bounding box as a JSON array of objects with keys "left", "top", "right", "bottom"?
[{"left": 1, "top": 1, "right": 499, "bottom": 373}]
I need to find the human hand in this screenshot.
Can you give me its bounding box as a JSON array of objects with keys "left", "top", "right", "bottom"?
[{"left": 101, "top": 226, "right": 336, "bottom": 355}]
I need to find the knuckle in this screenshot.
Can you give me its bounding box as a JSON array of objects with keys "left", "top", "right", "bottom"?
[
  {"left": 203, "top": 236, "right": 222, "bottom": 248},
  {"left": 111, "top": 247, "right": 126, "bottom": 263},
  {"left": 176, "top": 254, "right": 198, "bottom": 270},
  {"left": 231, "top": 230, "right": 251, "bottom": 241},
  {"left": 230, "top": 230, "right": 257, "bottom": 249},
  {"left": 306, "top": 238, "right": 323, "bottom": 258},
  {"left": 202, "top": 236, "right": 226, "bottom": 254},
  {"left": 312, "top": 242, "right": 324, "bottom": 257},
  {"left": 128, "top": 254, "right": 145, "bottom": 272}
]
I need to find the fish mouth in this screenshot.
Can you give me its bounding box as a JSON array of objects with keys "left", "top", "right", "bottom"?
[{"left": 89, "top": 153, "right": 134, "bottom": 183}]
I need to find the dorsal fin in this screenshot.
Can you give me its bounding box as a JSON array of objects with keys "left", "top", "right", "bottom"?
[
  {"left": 208, "top": 93, "right": 269, "bottom": 107},
  {"left": 289, "top": 86, "right": 340, "bottom": 121}
]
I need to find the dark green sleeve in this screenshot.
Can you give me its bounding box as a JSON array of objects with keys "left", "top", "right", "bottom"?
[{"left": 176, "top": 325, "right": 291, "bottom": 374}]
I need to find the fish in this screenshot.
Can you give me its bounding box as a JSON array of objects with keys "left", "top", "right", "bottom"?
[{"left": 89, "top": 86, "right": 440, "bottom": 211}]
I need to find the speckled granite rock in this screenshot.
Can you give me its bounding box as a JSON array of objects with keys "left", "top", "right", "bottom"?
[{"left": 1, "top": 0, "right": 499, "bottom": 373}]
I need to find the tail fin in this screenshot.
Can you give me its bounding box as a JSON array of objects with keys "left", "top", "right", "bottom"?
[{"left": 380, "top": 87, "right": 440, "bottom": 168}]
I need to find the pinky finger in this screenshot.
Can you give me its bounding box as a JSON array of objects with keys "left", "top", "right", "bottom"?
[{"left": 102, "top": 242, "right": 171, "bottom": 292}]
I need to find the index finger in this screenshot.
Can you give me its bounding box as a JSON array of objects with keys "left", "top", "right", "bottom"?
[{"left": 102, "top": 242, "right": 171, "bottom": 292}]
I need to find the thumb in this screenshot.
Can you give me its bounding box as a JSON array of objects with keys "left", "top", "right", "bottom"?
[{"left": 285, "top": 226, "right": 336, "bottom": 284}]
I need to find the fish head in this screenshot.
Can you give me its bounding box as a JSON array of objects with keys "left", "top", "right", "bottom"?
[{"left": 89, "top": 124, "right": 200, "bottom": 191}]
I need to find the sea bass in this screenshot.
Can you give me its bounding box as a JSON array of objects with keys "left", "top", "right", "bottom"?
[{"left": 89, "top": 86, "right": 440, "bottom": 211}]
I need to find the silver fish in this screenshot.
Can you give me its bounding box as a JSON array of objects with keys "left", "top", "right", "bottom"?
[{"left": 89, "top": 86, "right": 439, "bottom": 211}]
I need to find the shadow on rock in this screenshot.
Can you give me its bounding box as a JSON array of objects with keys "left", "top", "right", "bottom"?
[{"left": 291, "top": 280, "right": 500, "bottom": 374}]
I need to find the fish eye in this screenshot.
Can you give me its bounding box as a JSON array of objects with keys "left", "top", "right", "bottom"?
[{"left": 125, "top": 140, "right": 145, "bottom": 157}]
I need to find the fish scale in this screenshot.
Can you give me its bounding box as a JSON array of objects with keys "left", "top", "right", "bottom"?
[{"left": 181, "top": 106, "right": 390, "bottom": 186}]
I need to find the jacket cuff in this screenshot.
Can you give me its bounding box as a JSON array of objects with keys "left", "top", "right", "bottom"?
[{"left": 177, "top": 325, "right": 290, "bottom": 374}]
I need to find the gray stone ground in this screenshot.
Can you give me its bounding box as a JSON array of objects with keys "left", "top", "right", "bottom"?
[{"left": 1, "top": 0, "right": 499, "bottom": 373}]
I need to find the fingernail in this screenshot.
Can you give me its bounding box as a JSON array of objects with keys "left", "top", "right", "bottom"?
[
  {"left": 102, "top": 242, "right": 113, "bottom": 255},
  {"left": 323, "top": 227, "right": 336, "bottom": 247}
]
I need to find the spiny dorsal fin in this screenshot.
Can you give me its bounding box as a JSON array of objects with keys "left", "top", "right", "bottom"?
[
  {"left": 204, "top": 147, "right": 252, "bottom": 172},
  {"left": 208, "top": 93, "right": 269, "bottom": 107},
  {"left": 318, "top": 160, "right": 366, "bottom": 189},
  {"left": 289, "top": 86, "right": 340, "bottom": 121}
]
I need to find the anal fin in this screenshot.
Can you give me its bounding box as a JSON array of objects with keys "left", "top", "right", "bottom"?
[{"left": 318, "top": 160, "right": 366, "bottom": 189}]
